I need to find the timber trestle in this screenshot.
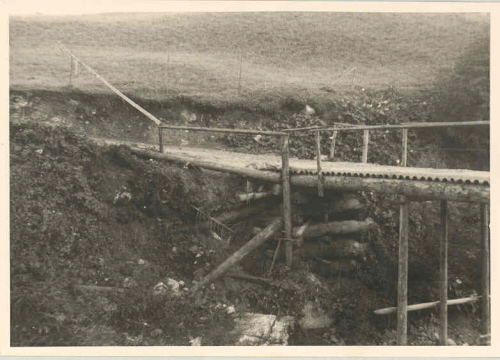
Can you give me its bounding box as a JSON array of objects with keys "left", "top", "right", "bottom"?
[{"left": 157, "top": 121, "right": 490, "bottom": 346}]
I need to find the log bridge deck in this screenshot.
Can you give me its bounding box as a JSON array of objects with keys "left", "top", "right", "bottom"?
[{"left": 133, "top": 144, "right": 490, "bottom": 204}]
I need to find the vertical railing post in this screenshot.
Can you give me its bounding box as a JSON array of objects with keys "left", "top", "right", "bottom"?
[
  {"left": 329, "top": 127, "right": 338, "bottom": 160},
  {"left": 315, "top": 130, "right": 324, "bottom": 197},
  {"left": 440, "top": 200, "right": 449, "bottom": 345},
  {"left": 158, "top": 127, "right": 164, "bottom": 153},
  {"left": 481, "top": 204, "right": 490, "bottom": 345},
  {"left": 397, "top": 127, "right": 409, "bottom": 345},
  {"left": 281, "top": 134, "right": 293, "bottom": 268},
  {"left": 402, "top": 128, "right": 408, "bottom": 167},
  {"left": 362, "top": 129, "right": 370, "bottom": 163}
]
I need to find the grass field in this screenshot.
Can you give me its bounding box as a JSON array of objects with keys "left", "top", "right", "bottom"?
[{"left": 10, "top": 12, "right": 489, "bottom": 102}]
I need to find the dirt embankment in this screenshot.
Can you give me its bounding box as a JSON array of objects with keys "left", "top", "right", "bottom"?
[{"left": 10, "top": 89, "right": 485, "bottom": 346}]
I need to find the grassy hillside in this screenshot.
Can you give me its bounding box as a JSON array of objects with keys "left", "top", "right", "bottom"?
[{"left": 10, "top": 12, "right": 489, "bottom": 102}]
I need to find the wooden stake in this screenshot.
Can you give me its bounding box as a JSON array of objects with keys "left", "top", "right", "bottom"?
[
  {"left": 362, "top": 130, "right": 369, "bottom": 163},
  {"left": 238, "top": 53, "right": 243, "bottom": 95},
  {"left": 397, "top": 197, "right": 409, "bottom": 345},
  {"left": 402, "top": 128, "right": 408, "bottom": 167},
  {"left": 281, "top": 135, "right": 293, "bottom": 268},
  {"left": 481, "top": 204, "right": 490, "bottom": 345},
  {"left": 440, "top": 200, "right": 448, "bottom": 345},
  {"left": 315, "top": 130, "right": 324, "bottom": 197},
  {"left": 329, "top": 128, "right": 338, "bottom": 160},
  {"left": 158, "top": 127, "right": 164, "bottom": 153},
  {"left": 190, "top": 217, "right": 283, "bottom": 294}
]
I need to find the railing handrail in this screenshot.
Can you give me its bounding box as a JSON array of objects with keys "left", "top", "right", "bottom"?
[
  {"left": 159, "top": 125, "right": 288, "bottom": 137},
  {"left": 284, "top": 120, "right": 490, "bottom": 133}
]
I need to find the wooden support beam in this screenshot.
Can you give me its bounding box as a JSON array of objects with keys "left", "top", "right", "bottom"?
[
  {"left": 217, "top": 202, "right": 274, "bottom": 224},
  {"left": 190, "top": 217, "right": 283, "bottom": 294},
  {"left": 158, "top": 127, "right": 164, "bottom": 153},
  {"left": 128, "top": 148, "right": 490, "bottom": 204},
  {"left": 237, "top": 191, "right": 276, "bottom": 202},
  {"left": 315, "top": 130, "right": 324, "bottom": 197},
  {"left": 362, "top": 130, "right": 369, "bottom": 163},
  {"left": 440, "top": 200, "right": 449, "bottom": 345},
  {"left": 397, "top": 197, "right": 409, "bottom": 345},
  {"left": 292, "top": 218, "right": 375, "bottom": 238},
  {"left": 329, "top": 128, "right": 338, "bottom": 160},
  {"left": 281, "top": 135, "right": 293, "bottom": 268},
  {"left": 481, "top": 204, "right": 490, "bottom": 345},
  {"left": 374, "top": 295, "right": 483, "bottom": 315}
]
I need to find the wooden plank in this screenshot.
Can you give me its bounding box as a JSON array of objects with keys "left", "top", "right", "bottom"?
[
  {"left": 159, "top": 125, "right": 287, "bottom": 136},
  {"left": 440, "top": 200, "right": 449, "bottom": 345},
  {"left": 57, "top": 41, "right": 162, "bottom": 126},
  {"left": 315, "top": 130, "right": 324, "bottom": 197},
  {"left": 362, "top": 130, "right": 370, "bottom": 163},
  {"left": 158, "top": 127, "right": 164, "bottom": 153},
  {"left": 129, "top": 147, "right": 490, "bottom": 204},
  {"left": 374, "top": 295, "right": 482, "bottom": 315},
  {"left": 190, "top": 217, "right": 283, "bottom": 294},
  {"left": 281, "top": 135, "right": 293, "bottom": 268},
  {"left": 397, "top": 198, "right": 409, "bottom": 345},
  {"left": 329, "top": 128, "right": 338, "bottom": 160},
  {"left": 481, "top": 204, "right": 490, "bottom": 345},
  {"left": 293, "top": 218, "right": 375, "bottom": 238}
]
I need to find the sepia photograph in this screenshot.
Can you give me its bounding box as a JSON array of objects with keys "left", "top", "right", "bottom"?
[{"left": 4, "top": 0, "right": 492, "bottom": 351}]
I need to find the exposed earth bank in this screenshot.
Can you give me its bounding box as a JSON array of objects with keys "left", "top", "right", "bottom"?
[{"left": 10, "top": 88, "right": 486, "bottom": 346}]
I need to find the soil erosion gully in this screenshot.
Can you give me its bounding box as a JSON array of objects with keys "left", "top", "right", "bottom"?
[{"left": 58, "top": 41, "right": 491, "bottom": 345}]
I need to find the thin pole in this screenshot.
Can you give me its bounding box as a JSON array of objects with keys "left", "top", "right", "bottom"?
[
  {"left": 440, "top": 200, "right": 448, "bottom": 345},
  {"left": 402, "top": 129, "right": 408, "bottom": 167},
  {"left": 281, "top": 135, "right": 293, "bottom": 268},
  {"left": 238, "top": 53, "right": 243, "bottom": 95},
  {"left": 481, "top": 204, "right": 490, "bottom": 345},
  {"left": 315, "top": 130, "right": 324, "bottom": 197},
  {"left": 68, "top": 57, "right": 73, "bottom": 86},
  {"left": 158, "top": 127, "right": 164, "bottom": 153},
  {"left": 397, "top": 127, "right": 409, "bottom": 345},
  {"left": 329, "top": 127, "right": 338, "bottom": 160},
  {"left": 56, "top": 41, "right": 162, "bottom": 126},
  {"left": 397, "top": 197, "right": 409, "bottom": 345},
  {"left": 362, "top": 130, "right": 370, "bottom": 163}
]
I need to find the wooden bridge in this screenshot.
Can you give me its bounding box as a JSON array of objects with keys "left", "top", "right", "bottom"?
[
  {"left": 135, "top": 121, "right": 490, "bottom": 347},
  {"left": 58, "top": 41, "right": 491, "bottom": 346}
]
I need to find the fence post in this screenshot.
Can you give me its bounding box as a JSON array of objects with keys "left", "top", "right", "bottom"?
[
  {"left": 238, "top": 53, "right": 243, "bottom": 95},
  {"left": 158, "top": 127, "right": 164, "bottom": 153},
  {"left": 440, "top": 200, "right": 449, "bottom": 345},
  {"left": 397, "top": 127, "right": 410, "bottom": 345},
  {"left": 281, "top": 134, "right": 293, "bottom": 268},
  {"left": 481, "top": 204, "right": 490, "bottom": 345},
  {"left": 315, "top": 130, "right": 324, "bottom": 197},
  {"left": 362, "top": 130, "right": 369, "bottom": 163}
]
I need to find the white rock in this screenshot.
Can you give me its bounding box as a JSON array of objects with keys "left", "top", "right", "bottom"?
[
  {"left": 253, "top": 134, "right": 262, "bottom": 143},
  {"left": 138, "top": 259, "right": 145, "bottom": 265},
  {"left": 304, "top": 105, "right": 316, "bottom": 115},
  {"left": 166, "top": 278, "right": 181, "bottom": 296},
  {"left": 299, "top": 301, "right": 332, "bottom": 329},
  {"left": 189, "top": 337, "right": 202, "bottom": 346},
  {"left": 226, "top": 305, "right": 236, "bottom": 315},
  {"left": 232, "top": 313, "right": 294, "bottom": 345},
  {"left": 113, "top": 191, "right": 132, "bottom": 205}
]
